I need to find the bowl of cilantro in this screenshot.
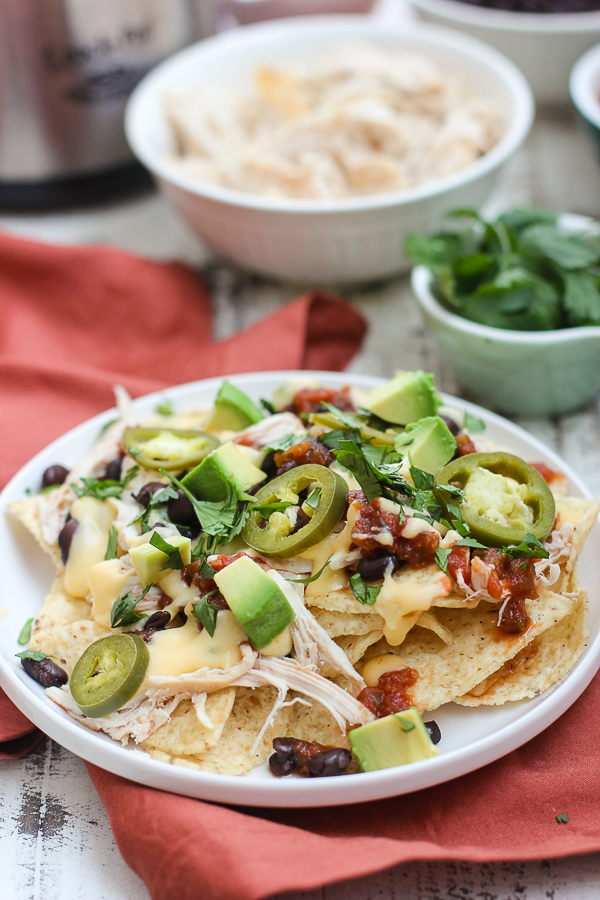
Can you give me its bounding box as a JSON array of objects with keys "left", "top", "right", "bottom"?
[{"left": 406, "top": 207, "right": 600, "bottom": 417}]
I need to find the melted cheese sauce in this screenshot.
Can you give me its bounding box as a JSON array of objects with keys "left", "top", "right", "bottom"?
[
  {"left": 301, "top": 502, "right": 360, "bottom": 598},
  {"left": 147, "top": 609, "right": 245, "bottom": 678},
  {"left": 64, "top": 498, "right": 115, "bottom": 598},
  {"left": 374, "top": 569, "right": 451, "bottom": 645},
  {"left": 89, "top": 559, "right": 132, "bottom": 628}
]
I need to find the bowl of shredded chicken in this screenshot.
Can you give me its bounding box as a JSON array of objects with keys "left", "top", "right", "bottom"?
[{"left": 125, "top": 16, "right": 534, "bottom": 281}]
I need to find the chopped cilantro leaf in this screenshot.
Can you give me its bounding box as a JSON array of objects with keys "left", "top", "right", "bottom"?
[
  {"left": 252, "top": 500, "right": 295, "bottom": 517},
  {"left": 104, "top": 526, "right": 119, "bottom": 560},
  {"left": 110, "top": 585, "right": 152, "bottom": 628},
  {"left": 149, "top": 532, "right": 185, "bottom": 571},
  {"left": 192, "top": 594, "right": 218, "bottom": 637},
  {"left": 504, "top": 533, "right": 550, "bottom": 560},
  {"left": 304, "top": 487, "right": 321, "bottom": 511},
  {"left": 16, "top": 649, "right": 51, "bottom": 661},
  {"left": 72, "top": 465, "right": 139, "bottom": 501},
  {"left": 18, "top": 618, "right": 34, "bottom": 646},
  {"left": 556, "top": 813, "right": 569, "bottom": 824},
  {"left": 349, "top": 572, "right": 382, "bottom": 605},
  {"left": 262, "top": 433, "right": 300, "bottom": 453},
  {"left": 464, "top": 412, "right": 486, "bottom": 434},
  {"left": 435, "top": 547, "right": 451, "bottom": 573},
  {"left": 260, "top": 398, "right": 277, "bottom": 416},
  {"left": 156, "top": 399, "right": 174, "bottom": 416}
]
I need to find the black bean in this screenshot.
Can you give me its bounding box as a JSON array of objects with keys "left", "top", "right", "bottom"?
[
  {"left": 356, "top": 552, "right": 399, "bottom": 582},
  {"left": 175, "top": 524, "right": 199, "bottom": 540},
  {"left": 41, "top": 465, "right": 69, "bottom": 490},
  {"left": 58, "top": 517, "right": 79, "bottom": 564},
  {"left": 21, "top": 657, "right": 68, "bottom": 688},
  {"left": 144, "top": 611, "right": 171, "bottom": 630},
  {"left": 306, "top": 748, "right": 352, "bottom": 778},
  {"left": 269, "top": 737, "right": 298, "bottom": 777},
  {"left": 440, "top": 414, "right": 460, "bottom": 437},
  {"left": 104, "top": 457, "right": 123, "bottom": 481},
  {"left": 167, "top": 489, "right": 197, "bottom": 527},
  {"left": 424, "top": 720, "right": 442, "bottom": 745},
  {"left": 138, "top": 611, "right": 171, "bottom": 644},
  {"left": 134, "top": 482, "right": 165, "bottom": 508},
  {"left": 269, "top": 751, "right": 297, "bottom": 777}
]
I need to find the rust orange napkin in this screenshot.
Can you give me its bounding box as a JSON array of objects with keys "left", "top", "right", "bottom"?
[{"left": 2, "top": 230, "right": 600, "bottom": 899}]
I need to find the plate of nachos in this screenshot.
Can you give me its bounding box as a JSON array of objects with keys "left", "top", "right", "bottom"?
[{"left": 1, "top": 370, "right": 599, "bottom": 808}]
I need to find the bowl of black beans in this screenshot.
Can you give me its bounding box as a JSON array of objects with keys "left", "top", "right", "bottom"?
[{"left": 406, "top": 0, "right": 600, "bottom": 104}]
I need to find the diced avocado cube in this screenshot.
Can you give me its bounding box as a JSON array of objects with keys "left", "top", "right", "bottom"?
[
  {"left": 182, "top": 442, "right": 265, "bottom": 501},
  {"left": 214, "top": 555, "right": 296, "bottom": 649},
  {"left": 394, "top": 416, "right": 456, "bottom": 475},
  {"left": 367, "top": 371, "right": 439, "bottom": 425},
  {"left": 130, "top": 534, "right": 191, "bottom": 587},
  {"left": 349, "top": 707, "right": 439, "bottom": 772},
  {"left": 206, "top": 381, "right": 264, "bottom": 432}
]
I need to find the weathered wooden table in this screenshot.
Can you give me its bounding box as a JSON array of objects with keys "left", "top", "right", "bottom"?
[{"left": 2, "top": 73, "right": 600, "bottom": 900}]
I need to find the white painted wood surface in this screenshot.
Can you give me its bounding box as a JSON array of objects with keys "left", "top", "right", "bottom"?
[{"left": 2, "top": 52, "right": 600, "bottom": 900}]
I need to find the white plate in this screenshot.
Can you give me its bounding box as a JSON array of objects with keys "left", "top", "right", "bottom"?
[{"left": 1, "top": 371, "right": 599, "bottom": 809}]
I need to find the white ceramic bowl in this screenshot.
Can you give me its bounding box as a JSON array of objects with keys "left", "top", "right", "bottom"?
[
  {"left": 407, "top": 0, "right": 600, "bottom": 106},
  {"left": 125, "top": 16, "right": 534, "bottom": 284},
  {"left": 570, "top": 41, "right": 600, "bottom": 156},
  {"left": 410, "top": 214, "right": 600, "bottom": 417}
]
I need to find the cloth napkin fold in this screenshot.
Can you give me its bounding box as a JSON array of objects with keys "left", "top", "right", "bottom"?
[{"left": 1, "top": 229, "right": 599, "bottom": 900}]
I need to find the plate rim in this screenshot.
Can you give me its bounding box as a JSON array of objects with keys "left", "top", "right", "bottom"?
[{"left": 1, "top": 370, "right": 598, "bottom": 809}]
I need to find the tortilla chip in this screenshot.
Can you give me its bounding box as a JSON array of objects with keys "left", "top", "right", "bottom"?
[
  {"left": 287, "top": 697, "right": 351, "bottom": 748},
  {"left": 556, "top": 497, "right": 600, "bottom": 592},
  {"left": 29, "top": 619, "right": 111, "bottom": 675},
  {"left": 456, "top": 586, "right": 589, "bottom": 706},
  {"left": 35, "top": 576, "right": 93, "bottom": 631},
  {"left": 306, "top": 586, "right": 380, "bottom": 616},
  {"left": 8, "top": 496, "right": 62, "bottom": 569},
  {"left": 311, "top": 607, "right": 384, "bottom": 638},
  {"left": 335, "top": 630, "right": 384, "bottom": 664},
  {"left": 415, "top": 610, "right": 453, "bottom": 644},
  {"left": 375, "top": 588, "right": 579, "bottom": 711},
  {"left": 158, "top": 687, "right": 292, "bottom": 775},
  {"left": 140, "top": 689, "right": 236, "bottom": 756}
]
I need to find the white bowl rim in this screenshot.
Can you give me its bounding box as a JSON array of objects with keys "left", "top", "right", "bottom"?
[
  {"left": 410, "top": 212, "right": 600, "bottom": 344},
  {"left": 407, "top": 0, "right": 600, "bottom": 33},
  {"left": 570, "top": 41, "right": 600, "bottom": 130},
  {"left": 125, "top": 14, "right": 534, "bottom": 215}
]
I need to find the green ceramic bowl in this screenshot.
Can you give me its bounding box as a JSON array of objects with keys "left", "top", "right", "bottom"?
[
  {"left": 570, "top": 42, "right": 600, "bottom": 164},
  {"left": 410, "top": 214, "right": 600, "bottom": 417}
]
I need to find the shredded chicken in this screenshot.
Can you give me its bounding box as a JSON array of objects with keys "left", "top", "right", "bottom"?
[
  {"left": 535, "top": 521, "right": 574, "bottom": 587},
  {"left": 46, "top": 686, "right": 181, "bottom": 745},
  {"left": 267, "top": 569, "right": 366, "bottom": 694},
  {"left": 234, "top": 655, "right": 373, "bottom": 753},
  {"left": 233, "top": 412, "right": 305, "bottom": 448},
  {"left": 145, "top": 643, "right": 257, "bottom": 698}
]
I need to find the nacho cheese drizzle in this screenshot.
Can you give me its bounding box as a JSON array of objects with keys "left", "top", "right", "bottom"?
[{"left": 10, "top": 372, "right": 599, "bottom": 778}]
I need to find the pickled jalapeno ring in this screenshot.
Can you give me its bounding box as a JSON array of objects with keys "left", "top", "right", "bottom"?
[
  {"left": 70, "top": 633, "right": 150, "bottom": 717},
  {"left": 242, "top": 464, "right": 348, "bottom": 558},
  {"left": 434, "top": 451, "right": 556, "bottom": 548},
  {"left": 123, "top": 428, "right": 219, "bottom": 471}
]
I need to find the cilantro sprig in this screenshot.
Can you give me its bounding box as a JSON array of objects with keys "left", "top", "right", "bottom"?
[
  {"left": 349, "top": 573, "right": 382, "bottom": 605},
  {"left": 192, "top": 593, "right": 219, "bottom": 637},
  {"left": 72, "top": 465, "right": 139, "bottom": 501},
  {"left": 111, "top": 585, "right": 153, "bottom": 628},
  {"left": 404, "top": 207, "right": 600, "bottom": 331},
  {"left": 149, "top": 532, "right": 185, "bottom": 571}
]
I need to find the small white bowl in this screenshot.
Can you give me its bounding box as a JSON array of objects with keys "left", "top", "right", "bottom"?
[
  {"left": 570, "top": 40, "right": 600, "bottom": 154},
  {"left": 125, "top": 16, "right": 534, "bottom": 284},
  {"left": 410, "top": 213, "right": 600, "bottom": 417},
  {"left": 407, "top": 0, "right": 600, "bottom": 106}
]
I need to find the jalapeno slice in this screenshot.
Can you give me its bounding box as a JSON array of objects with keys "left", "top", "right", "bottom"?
[
  {"left": 70, "top": 633, "right": 149, "bottom": 717},
  {"left": 434, "top": 451, "right": 556, "bottom": 548},
  {"left": 123, "top": 428, "right": 219, "bottom": 471},
  {"left": 242, "top": 464, "right": 348, "bottom": 558}
]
